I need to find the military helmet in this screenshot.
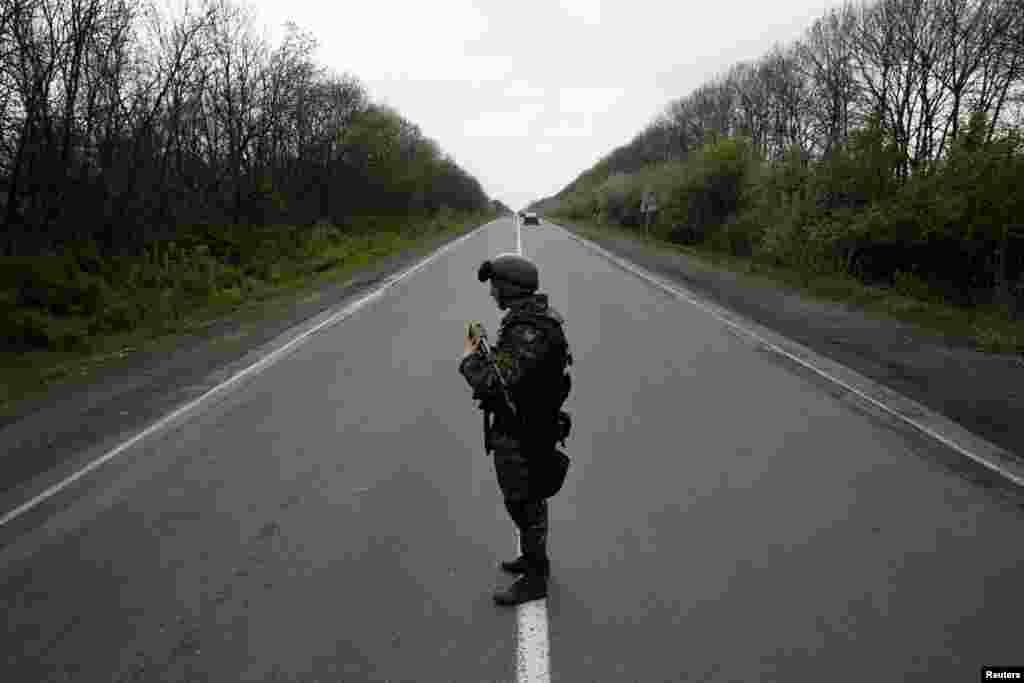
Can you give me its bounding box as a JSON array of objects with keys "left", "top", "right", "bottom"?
[{"left": 477, "top": 253, "right": 539, "bottom": 294}]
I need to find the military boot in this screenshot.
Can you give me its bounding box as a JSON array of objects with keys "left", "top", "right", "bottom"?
[
  {"left": 500, "top": 555, "right": 528, "bottom": 574},
  {"left": 493, "top": 573, "right": 547, "bottom": 606},
  {"left": 495, "top": 519, "right": 549, "bottom": 606},
  {"left": 500, "top": 555, "right": 550, "bottom": 576}
]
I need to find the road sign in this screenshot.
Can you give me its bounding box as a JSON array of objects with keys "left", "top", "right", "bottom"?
[{"left": 641, "top": 190, "right": 657, "bottom": 213}]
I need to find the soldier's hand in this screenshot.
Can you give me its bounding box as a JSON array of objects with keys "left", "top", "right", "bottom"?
[{"left": 464, "top": 322, "right": 483, "bottom": 357}]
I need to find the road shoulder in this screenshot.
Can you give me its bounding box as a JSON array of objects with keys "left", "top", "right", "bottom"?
[
  {"left": 0, "top": 222, "right": 486, "bottom": 501},
  {"left": 556, "top": 221, "right": 1024, "bottom": 461}
]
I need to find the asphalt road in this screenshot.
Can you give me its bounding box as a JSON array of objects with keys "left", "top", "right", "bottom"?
[{"left": 2, "top": 217, "right": 1022, "bottom": 682}]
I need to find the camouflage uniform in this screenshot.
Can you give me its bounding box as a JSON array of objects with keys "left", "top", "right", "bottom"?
[{"left": 459, "top": 292, "right": 569, "bottom": 581}]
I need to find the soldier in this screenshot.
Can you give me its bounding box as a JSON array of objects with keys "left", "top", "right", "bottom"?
[{"left": 460, "top": 253, "right": 573, "bottom": 606}]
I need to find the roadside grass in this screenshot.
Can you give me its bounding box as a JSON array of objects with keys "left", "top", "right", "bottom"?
[
  {"left": 0, "top": 211, "right": 490, "bottom": 415},
  {"left": 560, "top": 217, "right": 1024, "bottom": 356}
]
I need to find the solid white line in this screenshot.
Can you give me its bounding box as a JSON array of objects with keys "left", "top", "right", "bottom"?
[
  {"left": 557, "top": 224, "right": 1024, "bottom": 488},
  {"left": 517, "top": 600, "right": 550, "bottom": 682},
  {"left": 511, "top": 224, "right": 551, "bottom": 682},
  {"left": 0, "top": 221, "right": 496, "bottom": 530},
  {"left": 513, "top": 531, "right": 550, "bottom": 683}
]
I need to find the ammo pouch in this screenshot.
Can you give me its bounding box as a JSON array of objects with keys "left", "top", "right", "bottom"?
[
  {"left": 485, "top": 308, "right": 573, "bottom": 453},
  {"left": 538, "top": 448, "right": 570, "bottom": 499}
]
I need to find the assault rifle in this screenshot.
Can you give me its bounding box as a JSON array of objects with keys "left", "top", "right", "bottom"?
[
  {"left": 466, "top": 322, "right": 573, "bottom": 498},
  {"left": 468, "top": 321, "right": 516, "bottom": 455}
]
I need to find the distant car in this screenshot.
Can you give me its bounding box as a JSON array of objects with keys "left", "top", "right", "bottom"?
[{"left": 522, "top": 212, "right": 540, "bottom": 226}]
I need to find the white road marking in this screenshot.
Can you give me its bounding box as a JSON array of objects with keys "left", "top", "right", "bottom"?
[
  {"left": 557, "top": 224, "right": 1024, "bottom": 488},
  {"left": 517, "top": 599, "right": 551, "bottom": 683},
  {"left": 513, "top": 530, "right": 550, "bottom": 683},
  {"left": 0, "top": 221, "right": 498, "bottom": 529},
  {"left": 513, "top": 218, "right": 552, "bottom": 683}
]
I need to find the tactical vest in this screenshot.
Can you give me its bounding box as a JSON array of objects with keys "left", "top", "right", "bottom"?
[{"left": 497, "top": 306, "right": 573, "bottom": 446}]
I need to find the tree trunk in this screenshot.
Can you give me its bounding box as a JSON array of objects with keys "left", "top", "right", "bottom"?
[
  {"left": 995, "top": 226, "right": 1011, "bottom": 308},
  {"left": 3, "top": 113, "right": 32, "bottom": 232},
  {"left": 999, "top": 225, "right": 1024, "bottom": 320}
]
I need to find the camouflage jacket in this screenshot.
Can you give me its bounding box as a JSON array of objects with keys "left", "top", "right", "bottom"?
[{"left": 459, "top": 293, "right": 570, "bottom": 445}]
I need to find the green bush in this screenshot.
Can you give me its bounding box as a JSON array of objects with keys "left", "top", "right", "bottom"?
[
  {"left": 811, "top": 114, "right": 902, "bottom": 212},
  {"left": 676, "top": 138, "right": 754, "bottom": 234},
  {"left": 92, "top": 299, "right": 146, "bottom": 335},
  {"left": 5, "top": 309, "right": 51, "bottom": 347},
  {"left": 211, "top": 286, "right": 245, "bottom": 307},
  {"left": 71, "top": 240, "right": 105, "bottom": 276},
  {"left": 596, "top": 173, "right": 642, "bottom": 225},
  {"left": 755, "top": 202, "right": 808, "bottom": 267},
  {"left": 5, "top": 308, "right": 90, "bottom": 350},
  {"left": 720, "top": 215, "right": 759, "bottom": 257},
  {"left": 893, "top": 271, "right": 941, "bottom": 303},
  {"left": 0, "top": 212, "right": 497, "bottom": 354},
  {"left": 553, "top": 109, "right": 1024, "bottom": 325},
  {"left": 4, "top": 254, "right": 112, "bottom": 317}
]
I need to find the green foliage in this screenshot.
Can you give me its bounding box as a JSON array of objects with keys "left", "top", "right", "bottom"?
[
  {"left": 595, "top": 173, "right": 643, "bottom": 225},
  {"left": 552, "top": 111, "right": 1024, "bottom": 334},
  {"left": 677, "top": 137, "right": 755, "bottom": 235},
  {"left": 928, "top": 113, "right": 1024, "bottom": 245},
  {"left": 5, "top": 308, "right": 91, "bottom": 351},
  {"left": 811, "top": 115, "right": 1024, "bottom": 295},
  {"left": 893, "top": 271, "right": 941, "bottom": 304},
  {"left": 550, "top": 137, "right": 758, "bottom": 246},
  {"left": 92, "top": 298, "right": 148, "bottom": 335},
  {"left": 812, "top": 114, "right": 903, "bottom": 212},
  {"left": 1, "top": 211, "right": 487, "bottom": 353},
  {"left": 4, "top": 252, "right": 113, "bottom": 318}
]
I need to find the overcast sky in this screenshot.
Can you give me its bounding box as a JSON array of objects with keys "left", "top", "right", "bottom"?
[{"left": 256, "top": 0, "right": 845, "bottom": 211}]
